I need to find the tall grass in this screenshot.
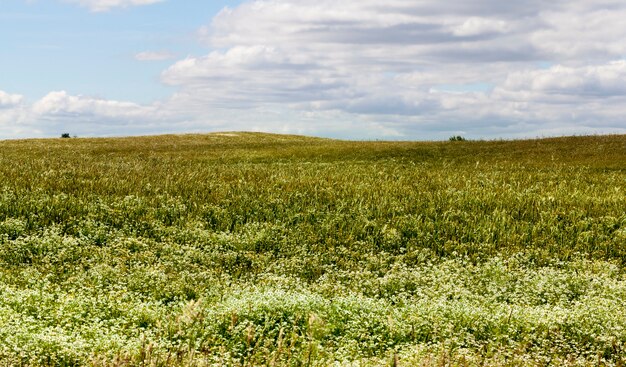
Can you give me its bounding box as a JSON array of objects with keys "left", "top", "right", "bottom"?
[{"left": 0, "top": 133, "right": 624, "bottom": 366}]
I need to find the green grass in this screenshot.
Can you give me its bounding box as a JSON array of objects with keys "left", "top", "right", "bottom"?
[{"left": 0, "top": 132, "right": 624, "bottom": 366}]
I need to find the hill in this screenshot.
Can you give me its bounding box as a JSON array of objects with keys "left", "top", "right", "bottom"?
[{"left": 0, "top": 133, "right": 625, "bottom": 366}]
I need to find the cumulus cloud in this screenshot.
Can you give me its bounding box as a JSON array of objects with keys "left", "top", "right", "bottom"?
[
  {"left": 162, "top": 46, "right": 343, "bottom": 108},
  {"left": 33, "top": 91, "right": 153, "bottom": 118},
  {"left": 0, "top": 90, "right": 30, "bottom": 139},
  {"left": 449, "top": 17, "right": 510, "bottom": 37},
  {"left": 156, "top": 0, "right": 626, "bottom": 138},
  {"left": 0, "top": 90, "right": 23, "bottom": 108},
  {"left": 531, "top": 5, "right": 626, "bottom": 61},
  {"left": 25, "top": 91, "right": 183, "bottom": 137},
  {"left": 5, "top": 0, "right": 626, "bottom": 139},
  {"left": 500, "top": 61, "right": 626, "bottom": 97},
  {"left": 64, "top": 0, "right": 163, "bottom": 12}
]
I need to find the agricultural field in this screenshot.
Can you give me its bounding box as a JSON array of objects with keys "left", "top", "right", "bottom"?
[{"left": 0, "top": 133, "right": 625, "bottom": 366}]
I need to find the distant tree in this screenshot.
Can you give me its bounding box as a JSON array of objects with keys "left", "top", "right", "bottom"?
[
  {"left": 449, "top": 135, "right": 466, "bottom": 142},
  {"left": 61, "top": 133, "right": 71, "bottom": 138}
]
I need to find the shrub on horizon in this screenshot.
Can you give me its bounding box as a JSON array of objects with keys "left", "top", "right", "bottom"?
[{"left": 449, "top": 135, "right": 466, "bottom": 141}]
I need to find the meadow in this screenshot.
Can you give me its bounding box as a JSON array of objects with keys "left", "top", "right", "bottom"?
[{"left": 0, "top": 132, "right": 624, "bottom": 366}]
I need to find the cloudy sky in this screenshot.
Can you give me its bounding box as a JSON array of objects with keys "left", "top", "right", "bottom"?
[{"left": 2, "top": 0, "right": 626, "bottom": 140}]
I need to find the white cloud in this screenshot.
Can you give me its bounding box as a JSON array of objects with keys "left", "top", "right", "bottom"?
[
  {"left": 134, "top": 51, "right": 176, "bottom": 62},
  {"left": 33, "top": 91, "right": 154, "bottom": 118},
  {"left": 450, "top": 17, "right": 510, "bottom": 37},
  {"left": 500, "top": 61, "right": 626, "bottom": 97},
  {"left": 27, "top": 91, "right": 177, "bottom": 137},
  {"left": 531, "top": 6, "right": 626, "bottom": 61},
  {"left": 64, "top": 0, "right": 163, "bottom": 12},
  {"left": 5, "top": 0, "right": 626, "bottom": 140},
  {"left": 157, "top": 0, "right": 626, "bottom": 139},
  {"left": 0, "top": 90, "right": 23, "bottom": 108},
  {"left": 0, "top": 90, "right": 30, "bottom": 139}
]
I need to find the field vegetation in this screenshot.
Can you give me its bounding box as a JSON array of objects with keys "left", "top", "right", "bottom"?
[{"left": 0, "top": 133, "right": 624, "bottom": 366}]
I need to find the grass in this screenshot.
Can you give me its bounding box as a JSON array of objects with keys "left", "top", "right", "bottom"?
[{"left": 0, "top": 132, "right": 624, "bottom": 366}]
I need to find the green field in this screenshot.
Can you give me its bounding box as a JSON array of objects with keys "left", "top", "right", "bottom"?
[{"left": 0, "top": 133, "right": 625, "bottom": 366}]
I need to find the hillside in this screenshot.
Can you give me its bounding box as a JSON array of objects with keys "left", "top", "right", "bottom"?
[{"left": 0, "top": 133, "right": 625, "bottom": 366}]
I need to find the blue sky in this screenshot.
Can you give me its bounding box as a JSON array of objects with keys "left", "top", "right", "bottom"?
[
  {"left": 1, "top": 0, "right": 625, "bottom": 140},
  {"left": 1, "top": 0, "right": 240, "bottom": 102}
]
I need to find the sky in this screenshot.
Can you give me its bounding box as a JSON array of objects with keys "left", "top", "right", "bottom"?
[{"left": 1, "top": 0, "right": 626, "bottom": 140}]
